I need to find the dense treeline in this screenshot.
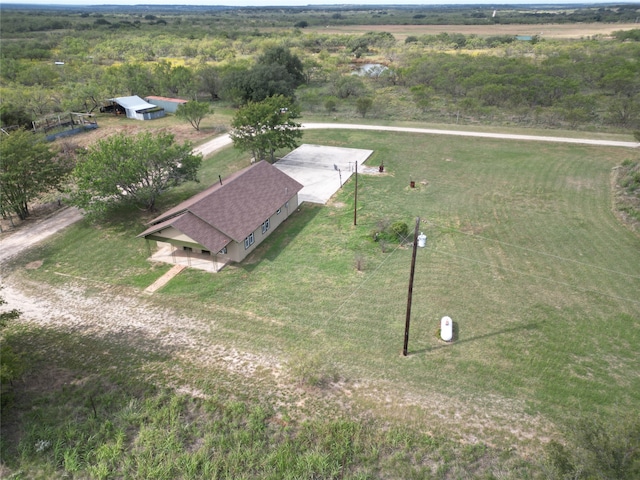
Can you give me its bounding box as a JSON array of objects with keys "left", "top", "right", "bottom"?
[{"left": 1, "top": 5, "right": 639, "bottom": 132}]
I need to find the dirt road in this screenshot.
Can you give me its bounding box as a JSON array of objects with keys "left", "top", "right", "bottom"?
[{"left": 0, "top": 206, "right": 83, "bottom": 266}]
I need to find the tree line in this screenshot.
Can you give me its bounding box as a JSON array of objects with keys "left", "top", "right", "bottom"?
[{"left": 1, "top": 5, "right": 639, "bottom": 131}]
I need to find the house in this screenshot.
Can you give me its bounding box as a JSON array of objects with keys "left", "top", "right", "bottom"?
[
  {"left": 144, "top": 96, "right": 188, "bottom": 114},
  {"left": 102, "top": 95, "right": 165, "bottom": 120},
  {"left": 137, "top": 161, "right": 303, "bottom": 271}
]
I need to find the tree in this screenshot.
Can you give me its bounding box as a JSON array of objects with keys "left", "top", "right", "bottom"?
[
  {"left": 222, "top": 64, "right": 298, "bottom": 104},
  {"left": 69, "top": 131, "right": 201, "bottom": 216},
  {"left": 256, "top": 46, "right": 305, "bottom": 87},
  {"left": 333, "top": 75, "right": 366, "bottom": 99},
  {"left": 410, "top": 85, "right": 434, "bottom": 113},
  {"left": 197, "top": 64, "right": 222, "bottom": 100},
  {"left": 0, "top": 103, "right": 31, "bottom": 128},
  {"left": 0, "top": 129, "right": 70, "bottom": 221},
  {"left": 175, "top": 101, "right": 212, "bottom": 131},
  {"left": 230, "top": 95, "right": 302, "bottom": 163},
  {"left": 355, "top": 97, "right": 373, "bottom": 118}
]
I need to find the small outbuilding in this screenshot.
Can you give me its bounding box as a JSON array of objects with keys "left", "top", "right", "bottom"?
[
  {"left": 103, "top": 95, "right": 165, "bottom": 120},
  {"left": 144, "top": 96, "right": 188, "bottom": 114},
  {"left": 138, "top": 160, "right": 303, "bottom": 272}
]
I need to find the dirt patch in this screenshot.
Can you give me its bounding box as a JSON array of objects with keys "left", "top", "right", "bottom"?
[
  {"left": 310, "top": 23, "right": 640, "bottom": 40},
  {"left": 59, "top": 119, "right": 222, "bottom": 150},
  {"left": 24, "top": 260, "right": 43, "bottom": 270},
  {"left": 0, "top": 201, "right": 63, "bottom": 236}
]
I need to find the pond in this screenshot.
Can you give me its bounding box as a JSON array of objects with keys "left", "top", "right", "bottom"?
[{"left": 352, "top": 63, "right": 389, "bottom": 77}]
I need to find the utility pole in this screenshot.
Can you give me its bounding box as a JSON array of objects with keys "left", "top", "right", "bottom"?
[
  {"left": 403, "top": 217, "right": 421, "bottom": 356},
  {"left": 353, "top": 161, "right": 358, "bottom": 226}
]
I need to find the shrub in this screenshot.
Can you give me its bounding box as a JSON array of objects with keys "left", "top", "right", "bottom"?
[
  {"left": 391, "top": 221, "right": 409, "bottom": 241},
  {"left": 324, "top": 97, "right": 337, "bottom": 113},
  {"left": 542, "top": 415, "right": 640, "bottom": 479}
]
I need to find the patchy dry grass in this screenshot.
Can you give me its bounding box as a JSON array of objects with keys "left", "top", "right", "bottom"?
[{"left": 306, "top": 23, "right": 640, "bottom": 40}]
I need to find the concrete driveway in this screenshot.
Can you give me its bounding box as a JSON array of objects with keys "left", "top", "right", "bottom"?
[{"left": 274, "top": 144, "right": 374, "bottom": 204}]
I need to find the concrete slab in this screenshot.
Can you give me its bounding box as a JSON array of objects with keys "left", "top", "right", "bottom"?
[
  {"left": 275, "top": 144, "right": 374, "bottom": 204},
  {"left": 149, "top": 245, "right": 228, "bottom": 273}
]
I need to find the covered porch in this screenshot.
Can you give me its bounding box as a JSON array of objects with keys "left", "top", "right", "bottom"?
[{"left": 149, "top": 244, "right": 229, "bottom": 273}]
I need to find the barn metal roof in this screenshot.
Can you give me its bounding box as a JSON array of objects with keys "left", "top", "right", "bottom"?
[{"left": 110, "top": 95, "right": 158, "bottom": 112}]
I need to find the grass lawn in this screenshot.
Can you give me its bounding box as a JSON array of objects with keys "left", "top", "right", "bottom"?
[{"left": 3, "top": 128, "right": 639, "bottom": 477}]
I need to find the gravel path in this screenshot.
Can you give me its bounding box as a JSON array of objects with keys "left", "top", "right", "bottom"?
[
  {"left": 0, "top": 206, "right": 83, "bottom": 266},
  {"left": 301, "top": 123, "right": 640, "bottom": 148}
]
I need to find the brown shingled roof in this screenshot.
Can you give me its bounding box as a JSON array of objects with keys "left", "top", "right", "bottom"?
[{"left": 139, "top": 161, "right": 303, "bottom": 245}]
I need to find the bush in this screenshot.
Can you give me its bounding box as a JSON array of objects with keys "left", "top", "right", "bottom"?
[
  {"left": 371, "top": 218, "right": 410, "bottom": 244},
  {"left": 324, "top": 97, "right": 337, "bottom": 113},
  {"left": 391, "top": 221, "right": 409, "bottom": 241},
  {"left": 543, "top": 415, "right": 640, "bottom": 479}
]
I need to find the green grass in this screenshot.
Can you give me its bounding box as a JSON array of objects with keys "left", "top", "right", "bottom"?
[{"left": 3, "top": 128, "right": 640, "bottom": 478}]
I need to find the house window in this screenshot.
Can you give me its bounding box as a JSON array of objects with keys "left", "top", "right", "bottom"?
[
  {"left": 262, "top": 218, "right": 270, "bottom": 234},
  {"left": 244, "top": 232, "right": 254, "bottom": 250},
  {"left": 219, "top": 246, "right": 227, "bottom": 255},
  {"left": 201, "top": 250, "right": 210, "bottom": 255},
  {"left": 276, "top": 208, "right": 281, "bottom": 215},
  {"left": 183, "top": 246, "right": 192, "bottom": 252}
]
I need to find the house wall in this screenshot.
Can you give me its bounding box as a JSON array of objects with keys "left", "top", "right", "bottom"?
[
  {"left": 225, "top": 194, "right": 299, "bottom": 263},
  {"left": 142, "top": 109, "right": 165, "bottom": 120}
]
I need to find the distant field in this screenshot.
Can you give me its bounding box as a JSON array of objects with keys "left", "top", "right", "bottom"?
[{"left": 308, "top": 22, "right": 640, "bottom": 40}]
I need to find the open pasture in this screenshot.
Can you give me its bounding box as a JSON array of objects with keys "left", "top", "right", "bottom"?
[{"left": 14, "top": 128, "right": 640, "bottom": 452}]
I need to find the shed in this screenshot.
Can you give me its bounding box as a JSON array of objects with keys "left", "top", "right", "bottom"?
[
  {"left": 144, "top": 96, "right": 188, "bottom": 114},
  {"left": 105, "top": 96, "right": 165, "bottom": 120}
]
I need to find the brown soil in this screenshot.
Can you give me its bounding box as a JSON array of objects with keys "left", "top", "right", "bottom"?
[
  {"left": 0, "top": 201, "right": 63, "bottom": 236},
  {"left": 310, "top": 23, "right": 640, "bottom": 40}
]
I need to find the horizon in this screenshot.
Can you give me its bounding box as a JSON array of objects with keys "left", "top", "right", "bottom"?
[{"left": 3, "top": 1, "right": 640, "bottom": 7}]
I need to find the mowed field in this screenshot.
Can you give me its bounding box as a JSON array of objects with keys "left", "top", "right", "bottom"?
[
  {"left": 11, "top": 127, "right": 640, "bottom": 456},
  {"left": 308, "top": 23, "right": 640, "bottom": 40}
]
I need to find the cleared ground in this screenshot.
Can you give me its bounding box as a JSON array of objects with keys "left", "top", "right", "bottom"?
[{"left": 309, "top": 22, "right": 640, "bottom": 40}]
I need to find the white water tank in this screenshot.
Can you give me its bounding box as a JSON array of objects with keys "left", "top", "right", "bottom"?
[
  {"left": 417, "top": 232, "right": 427, "bottom": 247},
  {"left": 441, "top": 316, "right": 453, "bottom": 342}
]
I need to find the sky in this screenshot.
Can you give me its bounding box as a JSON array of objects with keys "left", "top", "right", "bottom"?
[{"left": 5, "top": 0, "right": 639, "bottom": 6}]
